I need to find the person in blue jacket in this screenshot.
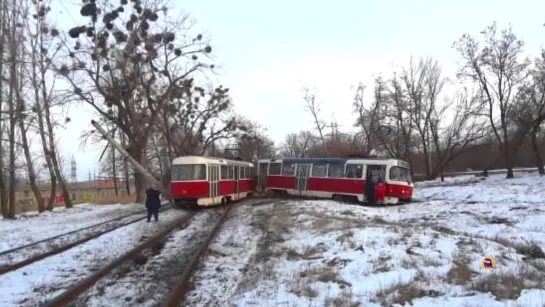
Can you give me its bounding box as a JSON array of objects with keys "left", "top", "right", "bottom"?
[
  {"left": 145, "top": 185, "right": 162, "bottom": 222},
  {"left": 365, "top": 173, "right": 376, "bottom": 206}
]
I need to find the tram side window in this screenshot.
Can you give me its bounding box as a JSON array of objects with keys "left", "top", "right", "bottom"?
[
  {"left": 389, "top": 166, "right": 412, "bottom": 183},
  {"left": 269, "top": 163, "right": 282, "bottom": 175},
  {"left": 228, "top": 166, "right": 235, "bottom": 179},
  {"left": 311, "top": 164, "right": 328, "bottom": 177},
  {"left": 246, "top": 167, "right": 252, "bottom": 178},
  {"left": 240, "top": 167, "right": 246, "bottom": 179},
  {"left": 345, "top": 164, "right": 363, "bottom": 178},
  {"left": 282, "top": 163, "right": 296, "bottom": 176},
  {"left": 220, "top": 166, "right": 228, "bottom": 180},
  {"left": 366, "top": 165, "right": 386, "bottom": 182},
  {"left": 327, "top": 164, "right": 344, "bottom": 178},
  {"left": 171, "top": 164, "right": 207, "bottom": 181}
]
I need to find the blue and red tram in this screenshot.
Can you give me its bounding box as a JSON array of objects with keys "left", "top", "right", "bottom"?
[{"left": 256, "top": 157, "right": 413, "bottom": 205}]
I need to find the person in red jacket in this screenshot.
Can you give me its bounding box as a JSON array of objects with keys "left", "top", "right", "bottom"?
[{"left": 375, "top": 177, "right": 386, "bottom": 204}]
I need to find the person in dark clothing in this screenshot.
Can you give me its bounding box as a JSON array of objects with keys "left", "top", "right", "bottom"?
[
  {"left": 145, "top": 186, "right": 162, "bottom": 222},
  {"left": 365, "top": 173, "right": 376, "bottom": 206},
  {"left": 375, "top": 176, "right": 386, "bottom": 204}
]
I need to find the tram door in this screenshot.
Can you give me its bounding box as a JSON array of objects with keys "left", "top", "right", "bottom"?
[
  {"left": 208, "top": 165, "right": 219, "bottom": 200},
  {"left": 295, "top": 164, "right": 311, "bottom": 195},
  {"left": 257, "top": 162, "right": 268, "bottom": 193},
  {"left": 234, "top": 166, "right": 240, "bottom": 199}
]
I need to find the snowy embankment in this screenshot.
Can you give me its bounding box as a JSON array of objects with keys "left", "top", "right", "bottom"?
[
  {"left": 0, "top": 208, "right": 187, "bottom": 307},
  {"left": 85, "top": 209, "right": 227, "bottom": 307},
  {"left": 0, "top": 203, "right": 143, "bottom": 252},
  {"left": 184, "top": 174, "right": 545, "bottom": 307}
]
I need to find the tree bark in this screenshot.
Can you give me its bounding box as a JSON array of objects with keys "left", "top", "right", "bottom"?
[
  {"left": 7, "top": 12, "right": 18, "bottom": 218},
  {"left": 120, "top": 130, "right": 131, "bottom": 195},
  {"left": 0, "top": 14, "right": 8, "bottom": 217},
  {"left": 17, "top": 91, "right": 45, "bottom": 212},
  {"left": 128, "top": 146, "right": 147, "bottom": 203},
  {"left": 32, "top": 66, "right": 56, "bottom": 210},
  {"left": 530, "top": 126, "right": 545, "bottom": 175},
  {"left": 40, "top": 53, "right": 72, "bottom": 208},
  {"left": 502, "top": 123, "right": 515, "bottom": 179}
]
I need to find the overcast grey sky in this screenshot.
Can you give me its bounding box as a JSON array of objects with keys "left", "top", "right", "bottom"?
[{"left": 51, "top": 0, "right": 545, "bottom": 180}]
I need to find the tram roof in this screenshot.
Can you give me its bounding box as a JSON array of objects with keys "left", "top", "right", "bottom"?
[
  {"left": 257, "top": 157, "right": 409, "bottom": 167},
  {"left": 172, "top": 156, "right": 254, "bottom": 167},
  {"left": 258, "top": 157, "right": 347, "bottom": 165}
]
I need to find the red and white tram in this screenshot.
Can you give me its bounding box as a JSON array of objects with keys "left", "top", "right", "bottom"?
[
  {"left": 256, "top": 157, "right": 413, "bottom": 205},
  {"left": 170, "top": 156, "right": 255, "bottom": 208}
]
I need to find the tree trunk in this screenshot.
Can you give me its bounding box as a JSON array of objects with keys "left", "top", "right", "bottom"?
[
  {"left": 17, "top": 93, "right": 45, "bottom": 213},
  {"left": 44, "top": 108, "right": 72, "bottom": 208},
  {"left": 7, "top": 23, "right": 17, "bottom": 218},
  {"left": 503, "top": 145, "right": 515, "bottom": 179},
  {"left": 39, "top": 43, "right": 72, "bottom": 209},
  {"left": 505, "top": 148, "right": 514, "bottom": 179},
  {"left": 501, "top": 120, "right": 514, "bottom": 179},
  {"left": 128, "top": 146, "right": 147, "bottom": 203},
  {"left": 530, "top": 127, "right": 545, "bottom": 175},
  {"left": 120, "top": 130, "right": 131, "bottom": 195},
  {"left": 34, "top": 83, "right": 56, "bottom": 210},
  {"left": 28, "top": 27, "right": 56, "bottom": 210},
  {"left": 0, "top": 23, "right": 8, "bottom": 217},
  {"left": 112, "top": 143, "right": 119, "bottom": 196}
]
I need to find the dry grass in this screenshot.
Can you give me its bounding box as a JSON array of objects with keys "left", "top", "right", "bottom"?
[
  {"left": 292, "top": 265, "right": 352, "bottom": 299},
  {"left": 286, "top": 244, "right": 328, "bottom": 261},
  {"left": 17, "top": 200, "right": 65, "bottom": 215},
  {"left": 469, "top": 265, "right": 545, "bottom": 300},
  {"left": 324, "top": 289, "right": 360, "bottom": 307},
  {"left": 375, "top": 279, "right": 437, "bottom": 306},
  {"left": 488, "top": 236, "right": 545, "bottom": 260},
  {"left": 90, "top": 195, "right": 137, "bottom": 205},
  {"left": 447, "top": 262, "right": 474, "bottom": 285},
  {"left": 446, "top": 239, "right": 545, "bottom": 301}
]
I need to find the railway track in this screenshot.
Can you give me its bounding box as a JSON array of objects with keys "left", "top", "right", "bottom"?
[
  {"left": 0, "top": 204, "right": 172, "bottom": 275},
  {"left": 39, "top": 200, "right": 254, "bottom": 307}
]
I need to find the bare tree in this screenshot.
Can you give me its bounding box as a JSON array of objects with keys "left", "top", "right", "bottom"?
[
  {"left": 16, "top": 9, "right": 45, "bottom": 212},
  {"left": 429, "top": 89, "right": 488, "bottom": 180},
  {"left": 161, "top": 85, "right": 242, "bottom": 157},
  {"left": 0, "top": 0, "right": 9, "bottom": 217},
  {"left": 454, "top": 22, "right": 530, "bottom": 178},
  {"left": 352, "top": 82, "right": 386, "bottom": 155},
  {"left": 401, "top": 57, "right": 446, "bottom": 178},
  {"left": 302, "top": 88, "right": 328, "bottom": 156},
  {"left": 56, "top": 0, "right": 222, "bottom": 202},
  {"left": 25, "top": 0, "right": 65, "bottom": 210},
  {"left": 509, "top": 54, "right": 545, "bottom": 174},
  {"left": 280, "top": 131, "right": 315, "bottom": 157},
  {"left": 234, "top": 119, "right": 275, "bottom": 163},
  {"left": 4, "top": 0, "right": 23, "bottom": 218},
  {"left": 366, "top": 75, "right": 416, "bottom": 163}
]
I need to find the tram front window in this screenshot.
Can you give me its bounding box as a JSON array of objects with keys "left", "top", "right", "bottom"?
[{"left": 171, "top": 164, "right": 207, "bottom": 181}]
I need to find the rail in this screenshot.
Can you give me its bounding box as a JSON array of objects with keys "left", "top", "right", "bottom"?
[
  {"left": 43, "top": 211, "right": 198, "bottom": 307},
  {"left": 0, "top": 205, "right": 172, "bottom": 275},
  {"left": 0, "top": 205, "right": 163, "bottom": 257},
  {"left": 162, "top": 203, "right": 236, "bottom": 307}
]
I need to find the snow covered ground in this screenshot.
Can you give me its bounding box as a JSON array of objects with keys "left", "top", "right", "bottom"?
[
  {"left": 0, "top": 207, "right": 166, "bottom": 270},
  {"left": 0, "top": 208, "right": 187, "bottom": 307},
  {"left": 2, "top": 173, "right": 545, "bottom": 306},
  {"left": 184, "top": 173, "right": 545, "bottom": 307},
  {"left": 84, "top": 208, "right": 228, "bottom": 307},
  {"left": 0, "top": 203, "right": 143, "bottom": 252}
]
